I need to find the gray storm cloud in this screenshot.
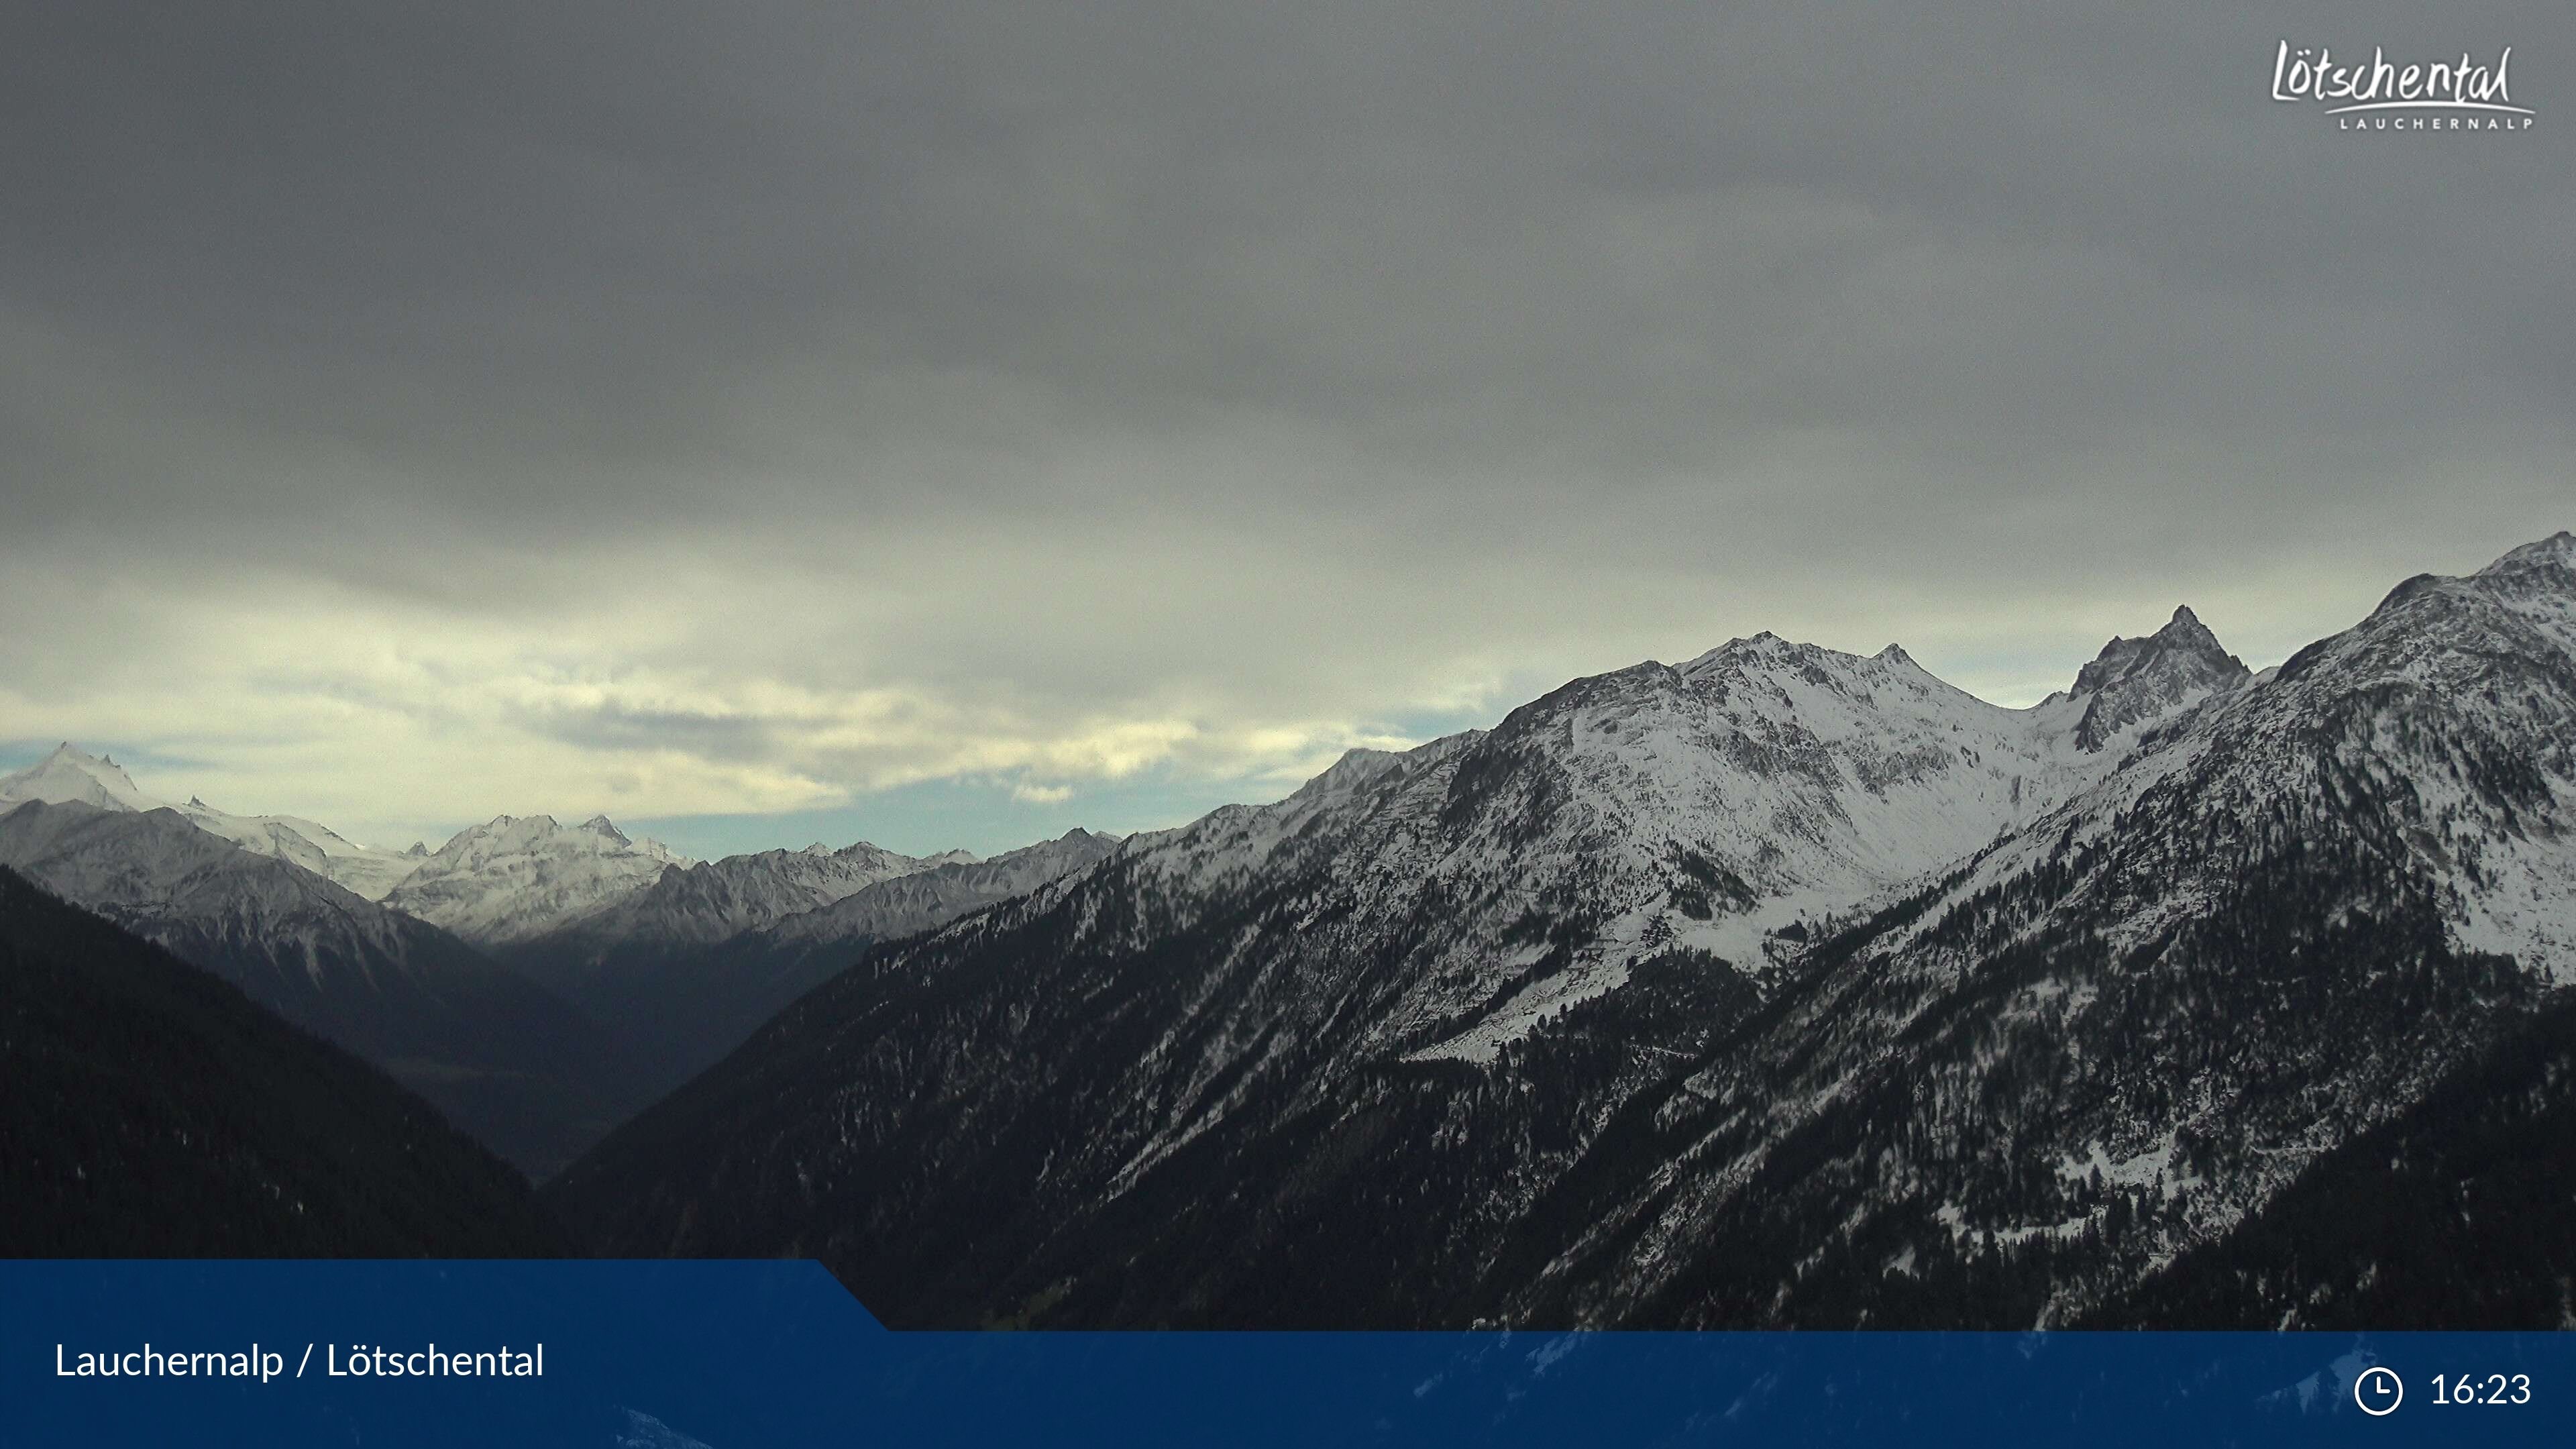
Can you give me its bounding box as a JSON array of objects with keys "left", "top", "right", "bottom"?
[{"left": 1, "top": 1, "right": 2567, "bottom": 841}]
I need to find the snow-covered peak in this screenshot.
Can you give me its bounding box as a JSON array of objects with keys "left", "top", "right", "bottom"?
[
  {"left": 830, "top": 839, "right": 937, "bottom": 873},
  {"left": 1673, "top": 633, "right": 1989, "bottom": 718},
  {"left": 384, "top": 812, "right": 690, "bottom": 946},
  {"left": 2475, "top": 529, "right": 2575, "bottom": 579},
  {"left": 0, "top": 797, "right": 394, "bottom": 941},
  {"left": 0, "top": 743, "right": 164, "bottom": 813},
  {"left": 1933, "top": 527, "right": 2576, "bottom": 1002},
  {"left": 2445, "top": 531, "right": 2576, "bottom": 660},
  {"left": 419, "top": 813, "right": 687, "bottom": 869},
  {"left": 0, "top": 744, "right": 427, "bottom": 899}
]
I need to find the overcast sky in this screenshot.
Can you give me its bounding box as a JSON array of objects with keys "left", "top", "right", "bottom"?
[{"left": 2, "top": 1, "right": 2567, "bottom": 857}]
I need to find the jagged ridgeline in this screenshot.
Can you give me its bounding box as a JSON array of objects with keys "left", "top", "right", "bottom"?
[
  {"left": 0, "top": 867, "right": 559, "bottom": 1256},
  {"left": 551, "top": 533, "right": 2576, "bottom": 1328}
]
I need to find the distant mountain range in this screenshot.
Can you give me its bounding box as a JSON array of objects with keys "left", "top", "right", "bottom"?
[
  {"left": 549, "top": 532, "right": 2576, "bottom": 1328},
  {"left": 0, "top": 746, "right": 425, "bottom": 900},
  {"left": 0, "top": 745, "right": 1114, "bottom": 1175}
]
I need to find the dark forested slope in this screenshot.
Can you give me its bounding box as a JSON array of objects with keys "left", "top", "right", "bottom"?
[{"left": 0, "top": 867, "right": 560, "bottom": 1256}]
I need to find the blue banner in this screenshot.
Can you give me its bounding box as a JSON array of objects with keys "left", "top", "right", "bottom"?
[{"left": 3, "top": 1260, "right": 2566, "bottom": 1446}]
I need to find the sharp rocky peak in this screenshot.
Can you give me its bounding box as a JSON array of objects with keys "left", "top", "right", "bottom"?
[
  {"left": 2068, "top": 604, "right": 2249, "bottom": 751},
  {"left": 2073, "top": 606, "right": 2234, "bottom": 692}
]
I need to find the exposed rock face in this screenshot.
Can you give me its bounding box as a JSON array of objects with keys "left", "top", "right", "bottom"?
[{"left": 2068, "top": 606, "right": 2251, "bottom": 751}]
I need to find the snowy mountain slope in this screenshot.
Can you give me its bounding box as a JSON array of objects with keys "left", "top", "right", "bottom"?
[
  {"left": 1509, "top": 532, "right": 2576, "bottom": 1328},
  {"left": 550, "top": 533, "right": 2574, "bottom": 1329},
  {"left": 0, "top": 743, "right": 425, "bottom": 900},
  {"left": 0, "top": 743, "right": 163, "bottom": 812},
  {"left": 0, "top": 798, "right": 638, "bottom": 1177},
  {"left": 174, "top": 800, "right": 427, "bottom": 901},
  {"left": 383, "top": 814, "right": 690, "bottom": 947},
  {"left": 1870, "top": 531, "right": 2576, "bottom": 983},
  {"left": 1032, "top": 608, "right": 2242, "bottom": 1072}
]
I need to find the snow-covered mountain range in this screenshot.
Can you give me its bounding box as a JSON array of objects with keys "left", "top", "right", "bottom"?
[
  {"left": 0, "top": 745, "right": 425, "bottom": 900},
  {"left": 383, "top": 813, "right": 692, "bottom": 947},
  {"left": 0, "top": 745, "right": 164, "bottom": 813},
  {"left": 0, "top": 747, "right": 1051, "bottom": 981},
  {"left": 551, "top": 531, "right": 2576, "bottom": 1330}
]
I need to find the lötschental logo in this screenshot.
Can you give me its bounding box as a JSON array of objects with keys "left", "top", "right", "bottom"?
[{"left": 2270, "top": 41, "right": 2534, "bottom": 131}]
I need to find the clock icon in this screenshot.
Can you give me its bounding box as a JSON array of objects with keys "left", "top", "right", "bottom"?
[{"left": 2355, "top": 1365, "right": 2404, "bottom": 1417}]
